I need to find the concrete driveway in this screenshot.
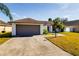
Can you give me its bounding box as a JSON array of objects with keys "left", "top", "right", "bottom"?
[{"left": 0, "top": 35, "right": 72, "bottom": 56}]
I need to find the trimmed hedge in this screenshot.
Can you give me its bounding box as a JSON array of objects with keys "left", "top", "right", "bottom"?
[{"left": 0, "top": 32, "right": 12, "bottom": 37}]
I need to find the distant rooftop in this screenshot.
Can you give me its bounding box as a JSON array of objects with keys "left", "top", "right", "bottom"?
[
  {"left": 0, "top": 20, "right": 6, "bottom": 26},
  {"left": 65, "top": 20, "right": 79, "bottom": 26}
]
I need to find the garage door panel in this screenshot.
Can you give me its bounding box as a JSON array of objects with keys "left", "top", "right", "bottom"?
[{"left": 16, "top": 25, "right": 40, "bottom": 36}]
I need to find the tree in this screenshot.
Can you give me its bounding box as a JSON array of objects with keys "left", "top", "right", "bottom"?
[
  {"left": 61, "top": 18, "right": 68, "bottom": 23},
  {"left": 0, "top": 3, "right": 13, "bottom": 33},
  {"left": 48, "top": 18, "right": 52, "bottom": 21},
  {"left": 58, "top": 22, "right": 65, "bottom": 32},
  {"left": 53, "top": 17, "right": 65, "bottom": 38},
  {"left": 0, "top": 3, "right": 13, "bottom": 20}
]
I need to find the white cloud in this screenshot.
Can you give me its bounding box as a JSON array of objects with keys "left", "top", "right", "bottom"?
[
  {"left": 23, "top": 16, "right": 26, "bottom": 18},
  {"left": 12, "top": 12, "right": 27, "bottom": 20},
  {"left": 63, "top": 15, "right": 70, "bottom": 18},
  {"left": 0, "top": 17, "right": 4, "bottom": 20},
  {"left": 12, "top": 12, "right": 20, "bottom": 18},
  {"left": 59, "top": 4, "right": 70, "bottom": 10}
]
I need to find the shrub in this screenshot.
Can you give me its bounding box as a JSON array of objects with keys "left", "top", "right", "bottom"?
[
  {"left": 43, "top": 29, "right": 48, "bottom": 34},
  {"left": 2, "top": 31, "right": 6, "bottom": 33},
  {"left": 0, "top": 32, "right": 12, "bottom": 37}
]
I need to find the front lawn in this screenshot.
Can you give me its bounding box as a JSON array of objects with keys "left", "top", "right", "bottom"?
[
  {"left": 0, "top": 32, "right": 11, "bottom": 44},
  {"left": 0, "top": 38, "right": 10, "bottom": 44},
  {"left": 44, "top": 33, "right": 53, "bottom": 37},
  {"left": 46, "top": 32, "right": 79, "bottom": 56}
]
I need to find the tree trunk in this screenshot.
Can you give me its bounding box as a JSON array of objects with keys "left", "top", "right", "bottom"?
[
  {"left": 55, "top": 28, "right": 57, "bottom": 38},
  {"left": 55, "top": 32, "right": 56, "bottom": 38}
]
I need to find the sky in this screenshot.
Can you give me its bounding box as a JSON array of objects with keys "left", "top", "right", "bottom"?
[{"left": 0, "top": 3, "right": 79, "bottom": 22}]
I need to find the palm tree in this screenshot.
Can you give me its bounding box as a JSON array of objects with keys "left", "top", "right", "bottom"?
[
  {"left": 0, "top": 3, "right": 13, "bottom": 20},
  {"left": 0, "top": 3, "right": 13, "bottom": 33}
]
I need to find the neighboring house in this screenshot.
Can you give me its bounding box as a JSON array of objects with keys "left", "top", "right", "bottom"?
[
  {"left": 10, "top": 18, "right": 53, "bottom": 36},
  {"left": 65, "top": 20, "right": 79, "bottom": 32},
  {"left": 0, "top": 20, "right": 12, "bottom": 32}
]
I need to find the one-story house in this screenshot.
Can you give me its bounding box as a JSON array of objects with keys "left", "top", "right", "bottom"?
[
  {"left": 0, "top": 20, "right": 12, "bottom": 32},
  {"left": 65, "top": 20, "right": 79, "bottom": 32},
  {"left": 10, "top": 18, "right": 53, "bottom": 36}
]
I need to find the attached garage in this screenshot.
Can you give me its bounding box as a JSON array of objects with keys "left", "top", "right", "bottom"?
[
  {"left": 11, "top": 18, "right": 52, "bottom": 36},
  {"left": 16, "top": 25, "right": 40, "bottom": 36}
]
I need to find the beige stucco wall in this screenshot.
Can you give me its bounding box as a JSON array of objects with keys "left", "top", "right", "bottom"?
[
  {"left": 73, "top": 26, "right": 79, "bottom": 32},
  {"left": 43, "top": 25, "right": 48, "bottom": 30},
  {"left": 40, "top": 24, "right": 43, "bottom": 34},
  {"left": 43, "top": 25, "right": 52, "bottom": 32},
  {"left": 65, "top": 27, "right": 70, "bottom": 32},
  {"left": 0, "top": 26, "right": 12, "bottom": 32},
  {"left": 12, "top": 23, "right": 16, "bottom": 36},
  {"left": 65, "top": 25, "right": 79, "bottom": 32}
]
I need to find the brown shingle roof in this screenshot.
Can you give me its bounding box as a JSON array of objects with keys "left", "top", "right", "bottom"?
[
  {"left": 0, "top": 20, "right": 11, "bottom": 26},
  {"left": 14, "top": 18, "right": 38, "bottom": 23},
  {"left": 0, "top": 20, "right": 6, "bottom": 26},
  {"left": 10, "top": 18, "right": 53, "bottom": 25},
  {"left": 65, "top": 20, "right": 79, "bottom": 26}
]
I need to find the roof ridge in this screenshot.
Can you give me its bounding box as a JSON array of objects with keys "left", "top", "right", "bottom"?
[{"left": 15, "top": 18, "right": 38, "bottom": 21}]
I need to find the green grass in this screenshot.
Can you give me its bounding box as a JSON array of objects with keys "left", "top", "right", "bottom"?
[
  {"left": 44, "top": 33, "right": 53, "bottom": 37},
  {"left": 0, "top": 38, "right": 10, "bottom": 44},
  {"left": 46, "top": 32, "right": 79, "bottom": 56},
  {"left": 0, "top": 32, "right": 11, "bottom": 44}
]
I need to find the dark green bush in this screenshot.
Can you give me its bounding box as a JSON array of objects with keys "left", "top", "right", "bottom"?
[
  {"left": 2, "top": 31, "right": 6, "bottom": 33},
  {"left": 43, "top": 29, "right": 48, "bottom": 34},
  {"left": 0, "top": 32, "right": 12, "bottom": 37}
]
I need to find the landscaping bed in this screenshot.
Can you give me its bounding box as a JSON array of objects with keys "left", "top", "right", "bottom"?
[
  {"left": 0, "top": 32, "right": 12, "bottom": 44},
  {"left": 46, "top": 32, "right": 79, "bottom": 56}
]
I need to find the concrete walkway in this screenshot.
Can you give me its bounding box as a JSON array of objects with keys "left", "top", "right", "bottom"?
[{"left": 0, "top": 36, "right": 72, "bottom": 56}]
